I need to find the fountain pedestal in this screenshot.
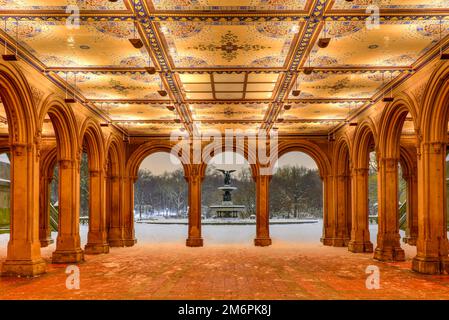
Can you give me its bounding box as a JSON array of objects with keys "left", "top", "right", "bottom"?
[{"left": 209, "top": 185, "right": 246, "bottom": 219}]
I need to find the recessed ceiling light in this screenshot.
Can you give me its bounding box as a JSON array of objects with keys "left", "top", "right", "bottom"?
[
  {"left": 79, "top": 45, "right": 90, "bottom": 50},
  {"left": 303, "top": 67, "right": 314, "bottom": 75},
  {"left": 368, "top": 44, "right": 379, "bottom": 49}
]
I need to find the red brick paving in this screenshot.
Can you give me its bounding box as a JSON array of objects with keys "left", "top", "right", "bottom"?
[{"left": 1, "top": 242, "right": 449, "bottom": 299}]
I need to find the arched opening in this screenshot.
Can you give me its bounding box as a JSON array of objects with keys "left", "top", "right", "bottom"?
[
  {"left": 269, "top": 151, "right": 323, "bottom": 243},
  {"left": 0, "top": 152, "right": 10, "bottom": 236},
  {"left": 80, "top": 121, "right": 108, "bottom": 255},
  {"left": 133, "top": 151, "right": 188, "bottom": 243},
  {"left": 201, "top": 151, "right": 256, "bottom": 244}
]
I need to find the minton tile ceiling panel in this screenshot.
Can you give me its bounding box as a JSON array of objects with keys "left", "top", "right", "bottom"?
[
  {"left": 0, "top": 0, "right": 127, "bottom": 10},
  {"left": 149, "top": 0, "right": 308, "bottom": 11},
  {"left": 311, "top": 21, "right": 449, "bottom": 68},
  {"left": 96, "top": 103, "right": 175, "bottom": 121},
  {"left": 55, "top": 72, "right": 168, "bottom": 100},
  {"left": 192, "top": 103, "right": 268, "bottom": 121},
  {"left": 289, "top": 71, "right": 400, "bottom": 99},
  {"left": 197, "top": 122, "right": 261, "bottom": 134},
  {"left": 124, "top": 122, "right": 185, "bottom": 135},
  {"left": 5, "top": 20, "right": 147, "bottom": 67},
  {"left": 331, "top": 0, "right": 449, "bottom": 10},
  {"left": 159, "top": 21, "right": 300, "bottom": 68},
  {"left": 275, "top": 121, "right": 340, "bottom": 134},
  {"left": 282, "top": 102, "right": 364, "bottom": 120}
]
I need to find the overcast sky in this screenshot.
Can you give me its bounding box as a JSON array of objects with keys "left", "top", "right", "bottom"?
[{"left": 139, "top": 151, "right": 318, "bottom": 175}]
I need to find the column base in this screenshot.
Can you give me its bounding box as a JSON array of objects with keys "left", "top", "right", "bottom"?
[
  {"left": 348, "top": 240, "right": 373, "bottom": 253},
  {"left": 254, "top": 237, "right": 272, "bottom": 247},
  {"left": 40, "top": 238, "right": 54, "bottom": 248},
  {"left": 108, "top": 239, "right": 126, "bottom": 247},
  {"left": 123, "top": 238, "right": 137, "bottom": 247},
  {"left": 320, "top": 237, "right": 333, "bottom": 246},
  {"left": 186, "top": 237, "right": 203, "bottom": 247},
  {"left": 403, "top": 236, "right": 417, "bottom": 246},
  {"left": 331, "top": 237, "right": 350, "bottom": 247},
  {"left": 412, "top": 255, "right": 449, "bottom": 274},
  {"left": 374, "top": 246, "right": 405, "bottom": 261},
  {"left": 84, "top": 243, "right": 110, "bottom": 255},
  {"left": 52, "top": 249, "right": 84, "bottom": 264},
  {"left": 2, "top": 258, "right": 46, "bottom": 277}
]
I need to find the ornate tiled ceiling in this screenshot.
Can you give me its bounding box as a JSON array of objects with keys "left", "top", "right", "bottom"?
[{"left": 0, "top": 0, "right": 447, "bottom": 137}]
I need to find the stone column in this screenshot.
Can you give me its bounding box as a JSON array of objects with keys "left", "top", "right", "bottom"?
[
  {"left": 2, "top": 143, "right": 46, "bottom": 276},
  {"left": 403, "top": 170, "right": 418, "bottom": 246},
  {"left": 348, "top": 167, "right": 373, "bottom": 253},
  {"left": 84, "top": 169, "right": 109, "bottom": 254},
  {"left": 108, "top": 175, "right": 126, "bottom": 246},
  {"left": 321, "top": 174, "right": 335, "bottom": 246},
  {"left": 186, "top": 165, "right": 203, "bottom": 247},
  {"left": 332, "top": 174, "right": 351, "bottom": 246},
  {"left": 374, "top": 157, "right": 405, "bottom": 261},
  {"left": 412, "top": 141, "right": 449, "bottom": 274},
  {"left": 52, "top": 158, "right": 84, "bottom": 263},
  {"left": 39, "top": 174, "right": 54, "bottom": 247},
  {"left": 123, "top": 175, "right": 137, "bottom": 246},
  {"left": 254, "top": 173, "right": 272, "bottom": 246}
]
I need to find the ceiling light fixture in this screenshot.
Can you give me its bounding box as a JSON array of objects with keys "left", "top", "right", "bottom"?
[
  {"left": 2, "top": 19, "right": 18, "bottom": 61},
  {"left": 128, "top": 2, "right": 143, "bottom": 49},
  {"left": 318, "top": 19, "right": 331, "bottom": 49},
  {"left": 145, "top": 51, "right": 156, "bottom": 74},
  {"left": 158, "top": 78, "right": 167, "bottom": 97},
  {"left": 283, "top": 105, "right": 291, "bottom": 111},
  {"left": 303, "top": 54, "right": 314, "bottom": 75},
  {"left": 292, "top": 74, "right": 301, "bottom": 96},
  {"left": 166, "top": 105, "right": 175, "bottom": 111}
]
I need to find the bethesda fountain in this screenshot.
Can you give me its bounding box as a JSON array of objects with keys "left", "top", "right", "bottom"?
[{"left": 209, "top": 169, "right": 246, "bottom": 219}]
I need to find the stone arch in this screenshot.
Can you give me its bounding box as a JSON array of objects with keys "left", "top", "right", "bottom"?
[
  {"left": 334, "top": 135, "right": 351, "bottom": 175},
  {"left": 379, "top": 92, "right": 418, "bottom": 159},
  {"left": 199, "top": 142, "right": 259, "bottom": 178},
  {"left": 276, "top": 140, "right": 331, "bottom": 179},
  {"left": 79, "top": 117, "right": 109, "bottom": 254},
  {"left": 420, "top": 61, "right": 449, "bottom": 142},
  {"left": 126, "top": 141, "right": 190, "bottom": 179},
  {"left": 352, "top": 118, "right": 378, "bottom": 169},
  {"left": 38, "top": 94, "right": 79, "bottom": 161},
  {"left": 79, "top": 117, "right": 105, "bottom": 171},
  {"left": 0, "top": 63, "right": 45, "bottom": 276},
  {"left": 0, "top": 63, "right": 37, "bottom": 145}
]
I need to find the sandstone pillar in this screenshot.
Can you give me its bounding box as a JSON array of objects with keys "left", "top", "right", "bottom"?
[
  {"left": 254, "top": 173, "right": 272, "bottom": 247},
  {"left": 348, "top": 167, "right": 373, "bottom": 253},
  {"left": 39, "top": 174, "right": 54, "bottom": 247},
  {"left": 52, "top": 158, "right": 84, "bottom": 263},
  {"left": 331, "top": 174, "right": 351, "bottom": 246},
  {"left": 321, "top": 174, "right": 335, "bottom": 246},
  {"left": 403, "top": 169, "right": 418, "bottom": 245},
  {"left": 107, "top": 175, "right": 126, "bottom": 247},
  {"left": 123, "top": 175, "right": 137, "bottom": 246},
  {"left": 374, "top": 157, "right": 405, "bottom": 261},
  {"left": 2, "top": 143, "right": 46, "bottom": 276},
  {"left": 412, "top": 141, "right": 449, "bottom": 274},
  {"left": 186, "top": 165, "right": 203, "bottom": 247},
  {"left": 84, "top": 169, "right": 109, "bottom": 254}
]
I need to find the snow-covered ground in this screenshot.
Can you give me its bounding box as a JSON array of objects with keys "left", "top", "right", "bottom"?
[{"left": 0, "top": 220, "right": 403, "bottom": 247}]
